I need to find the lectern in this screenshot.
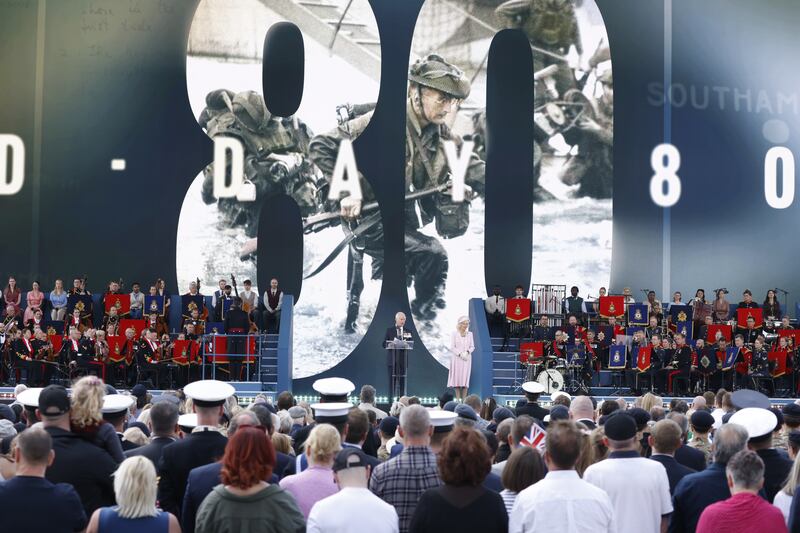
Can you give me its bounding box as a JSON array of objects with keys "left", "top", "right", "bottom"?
[{"left": 385, "top": 339, "right": 413, "bottom": 398}]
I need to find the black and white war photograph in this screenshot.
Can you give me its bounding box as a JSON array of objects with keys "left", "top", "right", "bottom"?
[{"left": 177, "top": 0, "right": 613, "bottom": 377}]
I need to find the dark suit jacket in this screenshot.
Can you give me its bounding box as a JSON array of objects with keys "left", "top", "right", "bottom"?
[
  {"left": 124, "top": 436, "right": 176, "bottom": 471},
  {"left": 674, "top": 443, "right": 706, "bottom": 472},
  {"left": 157, "top": 430, "right": 228, "bottom": 519},
  {"left": 758, "top": 448, "right": 793, "bottom": 502},
  {"left": 514, "top": 402, "right": 548, "bottom": 424},
  {"left": 650, "top": 454, "right": 695, "bottom": 495},
  {"left": 670, "top": 462, "right": 729, "bottom": 533},
  {"left": 182, "top": 461, "right": 280, "bottom": 533}
]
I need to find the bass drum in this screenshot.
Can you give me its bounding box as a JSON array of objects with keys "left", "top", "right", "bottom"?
[{"left": 537, "top": 369, "right": 565, "bottom": 395}]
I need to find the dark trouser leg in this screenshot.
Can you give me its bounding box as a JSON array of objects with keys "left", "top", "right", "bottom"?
[
  {"left": 406, "top": 230, "right": 448, "bottom": 320},
  {"left": 228, "top": 336, "right": 245, "bottom": 381}
]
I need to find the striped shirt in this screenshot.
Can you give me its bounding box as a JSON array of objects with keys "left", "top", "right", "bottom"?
[{"left": 369, "top": 445, "right": 441, "bottom": 533}]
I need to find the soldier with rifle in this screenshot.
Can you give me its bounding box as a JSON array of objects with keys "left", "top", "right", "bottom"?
[{"left": 307, "top": 54, "right": 486, "bottom": 331}]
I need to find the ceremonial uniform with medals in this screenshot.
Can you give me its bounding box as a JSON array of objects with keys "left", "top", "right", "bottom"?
[
  {"left": 13, "top": 333, "right": 41, "bottom": 385},
  {"left": 135, "top": 335, "right": 161, "bottom": 387},
  {"left": 750, "top": 346, "right": 774, "bottom": 395},
  {"left": 158, "top": 380, "right": 233, "bottom": 519},
  {"left": 61, "top": 334, "right": 95, "bottom": 377},
  {"left": 741, "top": 327, "right": 761, "bottom": 345},
  {"left": 666, "top": 343, "right": 693, "bottom": 395}
]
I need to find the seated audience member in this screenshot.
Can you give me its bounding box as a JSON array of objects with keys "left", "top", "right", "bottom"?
[
  {"left": 510, "top": 421, "right": 615, "bottom": 533},
  {"left": 0, "top": 427, "right": 88, "bottom": 533},
  {"left": 410, "top": 427, "right": 508, "bottom": 533},
  {"left": 696, "top": 450, "right": 787, "bottom": 533},
  {"left": 500, "top": 446, "right": 545, "bottom": 516},
  {"left": 307, "top": 448, "right": 399, "bottom": 533},
  {"left": 280, "top": 423, "right": 342, "bottom": 518},
  {"left": 86, "top": 456, "right": 180, "bottom": 533},
  {"left": 195, "top": 427, "right": 305, "bottom": 533}
]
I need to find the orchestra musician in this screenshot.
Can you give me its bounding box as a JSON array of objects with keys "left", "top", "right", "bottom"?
[
  {"left": 737, "top": 289, "right": 759, "bottom": 309},
  {"left": 749, "top": 337, "right": 774, "bottom": 396},
  {"left": 691, "top": 289, "right": 711, "bottom": 336},
  {"left": 646, "top": 291, "right": 663, "bottom": 321},
  {"left": 213, "top": 285, "right": 233, "bottom": 322},
  {"left": 240, "top": 279, "right": 261, "bottom": 331},
  {"left": 156, "top": 278, "right": 172, "bottom": 326},
  {"left": 691, "top": 338, "right": 716, "bottom": 392},
  {"left": 61, "top": 327, "right": 96, "bottom": 378},
  {"left": 740, "top": 315, "right": 762, "bottom": 345},
  {"left": 646, "top": 334, "right": 665, "bottom": 393},
  {"left": 102, "top": 306, "right": 120, "bottom": 334},
  {"left": 135, "top": 328, "right": 161, "bottom": 387},
  {"left": 25, "top": 308, "right": 45, "bottom": 332},
  {"left": 183, "top": 308, "right": 206, "bottom": 335},
  {"left": 732, "top": 334, "right": 752, "bottom": 390},
  {"left": 12, "top": 328, "right": 41, "bottom": 385},
  {"left": 224, "top": 297, "right": 251, "bottom": 382},
  {"left": 119, "top": 327, "right": 139, "bottom": 387},
  {"left": 585, "top": 329, "right": 601, "bottom": 374},
  {"left": 645, "top": 316, "right": 666, "bottom": 340},
  {"left": 64, "top": 307, "right": 87, "bottom": 334},
  {"left": 763, "top": 289, "right": 781, "bottom": 323},
  {"left": 532, "top": 315, "right": 550, "bottom": 342},
  {"left": 145, "top": 311, "right": 168, "bottom": 338},
  {"left": 664, "top": 332, "right": 693, "bottom": 395},
  {"left": 32, "top": 329, "right": 56, "bottom": 385}
]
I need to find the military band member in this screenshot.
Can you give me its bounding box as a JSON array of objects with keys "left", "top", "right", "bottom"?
[
  {"left": 607, "top": 316, "right": 625, "bottom": 339},
  {"left": 13, "top": 328, "right": 41, "bottom": 385},
  {"left": 32, "top": 329, "right": 55, "bottom": 385},
  {"left": 551, "top": 330, "right": 567, "bottom": 359},
  {"left": 647, "top": 334, "right": 665, "bottom": 392},
  {"left": 183, "top": 308, "right": 205, "bottom": 335},
  {"left": 664, "top": 333, "right": 693, "bottom": 395},
  {"left": 732, "top": 334, "right": 751, "bottom": 389},
  {"left": 692, "top": 338, "right": 717, "bottom": 390},
  {"left": 750, "top": 338, "right": 775, "bottom": 395},
  {"left": 645, "top": 316, "right": 666, "bottom": 340},
  {"left": 61, "top": 327, "right": 94, "bottom": 377},
  {"left": 135, "top": 328, "right": 161, "bottom": 387},
  {"left": 212, "top": 285, "right": 233, "bottom": 322},
  {"left": 741, "top": 315, "right": 762, "bottom": 345},
  {"left": 595, "top": 330, "right": 610, "bottom": 369},
  {"left": 738, "top": 289, "right": 759, "bottom": 309},
  {"left": 646, "top": 291, "right": 663, "bottom": 321},
  {"left": 585, "top": 329, "right": 600, "bottom": 373},
  {"left": 532, "top": 315, "right": 550, "bottom": 342},
  {"left": 65, "top": 307, "right": 87, "bottom": 334}
]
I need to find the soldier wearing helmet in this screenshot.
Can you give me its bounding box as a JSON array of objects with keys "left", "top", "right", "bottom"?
[{"left": 308, "top": 54, "right": 486, "bottom": 329}]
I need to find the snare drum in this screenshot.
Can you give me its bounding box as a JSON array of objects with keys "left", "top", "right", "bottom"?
[{"left": 554, "top": 358, "right": 568, "bottom": 371}]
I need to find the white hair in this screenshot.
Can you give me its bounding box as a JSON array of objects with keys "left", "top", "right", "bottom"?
[
  {"left": 395, "top": 312, "right": 406, "bottom": 320},
  {"left": 113, "top": 456, "right": 159, "bottom": 518}
]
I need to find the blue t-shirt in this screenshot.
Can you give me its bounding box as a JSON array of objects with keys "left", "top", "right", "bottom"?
[{"left": 0, "top": 475, "right": 87, "bottom": 532}]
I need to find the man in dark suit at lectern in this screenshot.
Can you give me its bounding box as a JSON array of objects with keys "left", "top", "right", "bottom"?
[{"left": 385, "top": 312, "right": 414, "bottom": 398}]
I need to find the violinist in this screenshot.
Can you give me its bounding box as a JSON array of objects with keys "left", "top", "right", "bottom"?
[
  {"left": 32, "top": 329, "right": 55, "bottom": 385},
  {"left": 13, "top": 328, "right": 41, "bottom": 385},
  {"left": 64, "top": 307, "right": 87, "bottom": 335},
  {"left": 240, "top": 279, "right": 261, "bottom": 330},
  {"left": 146, "top": 311, "right": 168, "bottom": 338}
]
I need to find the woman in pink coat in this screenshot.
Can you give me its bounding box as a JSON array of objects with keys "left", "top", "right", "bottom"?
[{"left": 447, "top": 316, "right": 475, "bottom": 401}]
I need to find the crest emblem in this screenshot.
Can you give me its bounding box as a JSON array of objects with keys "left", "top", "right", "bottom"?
[
  {"left": 609, "top": 302, "right": 616, "bottom": 314},
  {"left": 700, "top": 355, "right": 710, "bottom": 368},
  {"left": 678, "top": 311, "right": 687, "bottom": 322},
  {"left": 150, "top": 301, "right": 159, "bottom": 311},
  {"left": 514, "top": 303, "right": 521, "bottom": 315},
  {"left": 634, "top": 309, "right": 642, "bottom": 320}
]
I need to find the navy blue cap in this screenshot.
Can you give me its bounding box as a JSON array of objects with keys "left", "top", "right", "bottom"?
[
  {"left": 492, "top": 407, "right": 515, "bottom": 423},
  {"left": 690, "top": 410, "right": 715, "bottom": 431},
  {"left": 379, "top": 416, "right": 399, "bottom": 436},
  {"left": 604, "top": 412, "right": 637, "bottom": 440},
  {"left": 549, "top": 405, "right": 569, "bottom": 422},
  {"left": 731, "top": 390, "right": 770, "bottom": 410},
  {"left": 455, "top": 403, "right": 478, "bottom": 421},
  {"left": 443, "top": 401, "right": 458, "bottom": 412}
]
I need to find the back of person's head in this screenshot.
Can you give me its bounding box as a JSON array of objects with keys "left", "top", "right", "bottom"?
[
  {"left": 360, "top": 385, "right": 377, "bottom": 404},
  {"left": 569, "top": 395, "right": 594, "bottom": 420},
  {"left": 480, "top": 397, "right": 497, "bottom": 421},
  {"left": 641, "top": 392, "right": 659, "bottom": 413},
  {"left": 726, "top": 449, "right": 765, "bottom": 492},
  {"left": 703, "top": 391, "right": 716, "bottom": 408},
  {"left": 345, "top": 408, "right": 369, "bottom": 445},
  {"left": 306, "top": 424, "right": 342, "bottom": 465},
  {"left": 276, "top": 391, "right": 294, "bottom": 411},
  {"left": 715, "top": 388, "right": 728, "bottom": 408},
  {"left": 248, "top": 403, "right": 274, "bottom": 434},
  {"left": 714, "top": 423, "right": 749, "bottom": 464},
  {"left": 666, "top": 411, "right": 688, "bottom": 437},
  {"left": 501, "top": 446, "right": 545, "bottom": 492},
  {"left": 439, "top": 390, "right": 455, "bottom": 408},
  {"left": 70, "top": 375, "right": 105, "bottom": 428},
  {"left": 511, "top": 415, "right": 535, "bottom": 447},
  {"left": 496, "top": 418, "right": 514, "bottom": 445},
  {"left": 650, "top": 419, "right": 683, "bottom": 455},
  {"left": 721, "top": 392, "right": 734, "bottom": 411},
  {"left": 272, "top": 432, "right": 292, "bottom": 455},
  {"left": 122, "top": 427, "right": 147, "bottom": 447},
  {"left": 672, "top": 400, "right": 689, "bottom": 414},
  {"left": 407, "top": 396, "right": 421, "bottom": 405},
  {"left": 600, "top": 399, "right": 620, "bottom": 417},
  {"left": 114, "top": 456, "right": 159, "bottom": 518},
  {"left": 438, "top": 427, "right": 490, "bottom": 487},
  {"left": 148, "top": 401, "right": 179, "bottom": 437},
  {"left": 222, "top": 426, "right": 275, "bottom": 489},
  {"left": 545, "top": 420, "right": 583, "bottom": 470},
  {"left": 229, "top": 410, "right": 260, "bottom": 437},
  {"left": 16, "top": 426, "right": 52, "bottom": 466},
  {"left": 400, "top": 404, "right": 431, "bottom": 440},
  {"left": 464, "top": 394, "right": 482, "bottom": 412},
  {"left": 551, "top": 395, "right": 571, "bottom": 408},
  {"left": 650, "top": 406, "right": 666, "bottom": 422}
]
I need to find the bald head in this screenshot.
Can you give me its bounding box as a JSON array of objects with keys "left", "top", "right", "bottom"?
[
  {"left": 569, "top": 396, "right": 595, "bottom": 421},
  {"left": 691, "top": 396, "right": 706, "bottom": 410}
]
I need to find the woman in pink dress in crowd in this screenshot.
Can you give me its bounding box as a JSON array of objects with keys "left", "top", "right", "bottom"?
[
  {"left": 447, "top": 316, "right": 475, "bottom": 401},
  {"left": 23, "top": 281, "right": 44, "bottom": 323}
]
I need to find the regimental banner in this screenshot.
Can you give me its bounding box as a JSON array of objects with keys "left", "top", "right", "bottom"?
[
  {"left": 769, "top": 351, "right": 787, "bottom": 377},
  {"left": 48, "top": 334, "right": 63, "bottom": 355},
  {"left": 697, "top": 350, "right": 715, "bottom": 373},
  {"left": 737, "top": 307, "right": 763, "bottom": 329},
  {"left": 181, "top": 295, "right": 205, "bottom": 318},
  {"left": 172, "top": 339, "right": 194, "bottom": 365},
  {"left": 675, "top": 321, "right": 693, "bottom": 339},
  {"left": 119, "top": 319, "right": 146, "bottom": 339},
  {"left": 722, "top": 347, "right": 738, "bottom": 370},
  {"left": 104, "top": 294, "right": 131, "bottom": 316},
  {"left": 707, "top": 324, "right": 732, "bottom": 343},
  {"left": 599, "top": 296, "right": 624, "bottom": 318},
  {"left": 519, "top": 342, "right": 544, "bottom": 364},
  {"left": 506, "top": 299, "right": 532, "bottom": 323},
  {"left": 144, "top": 295, "right": 165, "bottom": 316},
  {"left": 107, "top": 335, "right": 126, "bottom": 362},
  {"left": 778, "top": 329, "right": 800, "bottom": 347},
  {"left": 609, "top": 345, "right": 627, "bottom": 369},
  {"left": 669, "top": 304, "right": 691, "bottom": 324},
  {"left": 43, "top": 320, "right": 64, "bottom": 336},
  {"left": 67, "top": 294, "right": 93, "bottom": 317},
  {"left": 627, "top": 303, "right": 649, "bottom": 326},
  {"left": 636, "top": 345, "right": 652, "bottom": 372}
]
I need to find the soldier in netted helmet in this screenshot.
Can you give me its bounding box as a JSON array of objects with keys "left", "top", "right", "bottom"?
[
  {"left": 309, "top": 54, "right": 485, "bottom": 330},
  {"left": 200, "top": 89, "right": 320, "bottom": 237}
]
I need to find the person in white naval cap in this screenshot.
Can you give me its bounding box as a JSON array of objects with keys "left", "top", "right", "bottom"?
[
  {"left": 515, "top": 381, "right": 548, "bottom": 422},
  {"left": 101, "top": 393, "right": 138, "bottom": 452},
  {"left": 729, "top": 407, "right": 792, "bottom": 502},
  {"left": 292, "top": 377, "right": 355, "bottom": 456},
  {"left": 157, "top": 379, "right": 234, "bottom": 520},
  {"left": 178, "top": 413, "right": 198, "bottom": 436},
  {"left": 292, "top": 402, "right": 353, "bottom": 474}
]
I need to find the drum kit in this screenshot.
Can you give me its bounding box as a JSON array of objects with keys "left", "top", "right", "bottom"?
[{"left": 515, "top": 348, "right": 586, "bottom": 395}]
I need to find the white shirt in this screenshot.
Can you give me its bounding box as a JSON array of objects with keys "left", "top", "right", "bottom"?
[
  {"left": 711, "top": 407, "right": 726, "bottom": 429},
  {"left": 774, "top": 490, "right": 792, "bottom": 525},
  {"left": 583, "top": 452, "right": 672, "bottom": 533},
  {"left": 510, "top": 470, "right": 615, "bottom": 533},
  {"left": 485, "top": 295, "right": 506, "bottom": 314},
  {"left": 307, "top": 486, "right": 398, "bottom": 533}
]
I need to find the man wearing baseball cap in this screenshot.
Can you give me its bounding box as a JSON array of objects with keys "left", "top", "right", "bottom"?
[
  {"left": 308, "top": 448, "right": 399, "bottom": 533},
  {"left": 584, "top": 412, "right": 672, "bottom": 533}
]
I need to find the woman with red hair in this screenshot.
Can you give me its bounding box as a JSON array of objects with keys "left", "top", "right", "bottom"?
[{"left": 195, "top": 427, "right": 305, "bottom": 533}]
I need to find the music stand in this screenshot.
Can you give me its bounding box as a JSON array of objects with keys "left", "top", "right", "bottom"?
[{"left": 385, "top": 339, "right": 413, "bottom": 398}]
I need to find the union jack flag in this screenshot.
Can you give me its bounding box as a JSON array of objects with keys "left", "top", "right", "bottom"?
[{"left": 520, "top": 423, "right": 546, "bottom": 451}]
